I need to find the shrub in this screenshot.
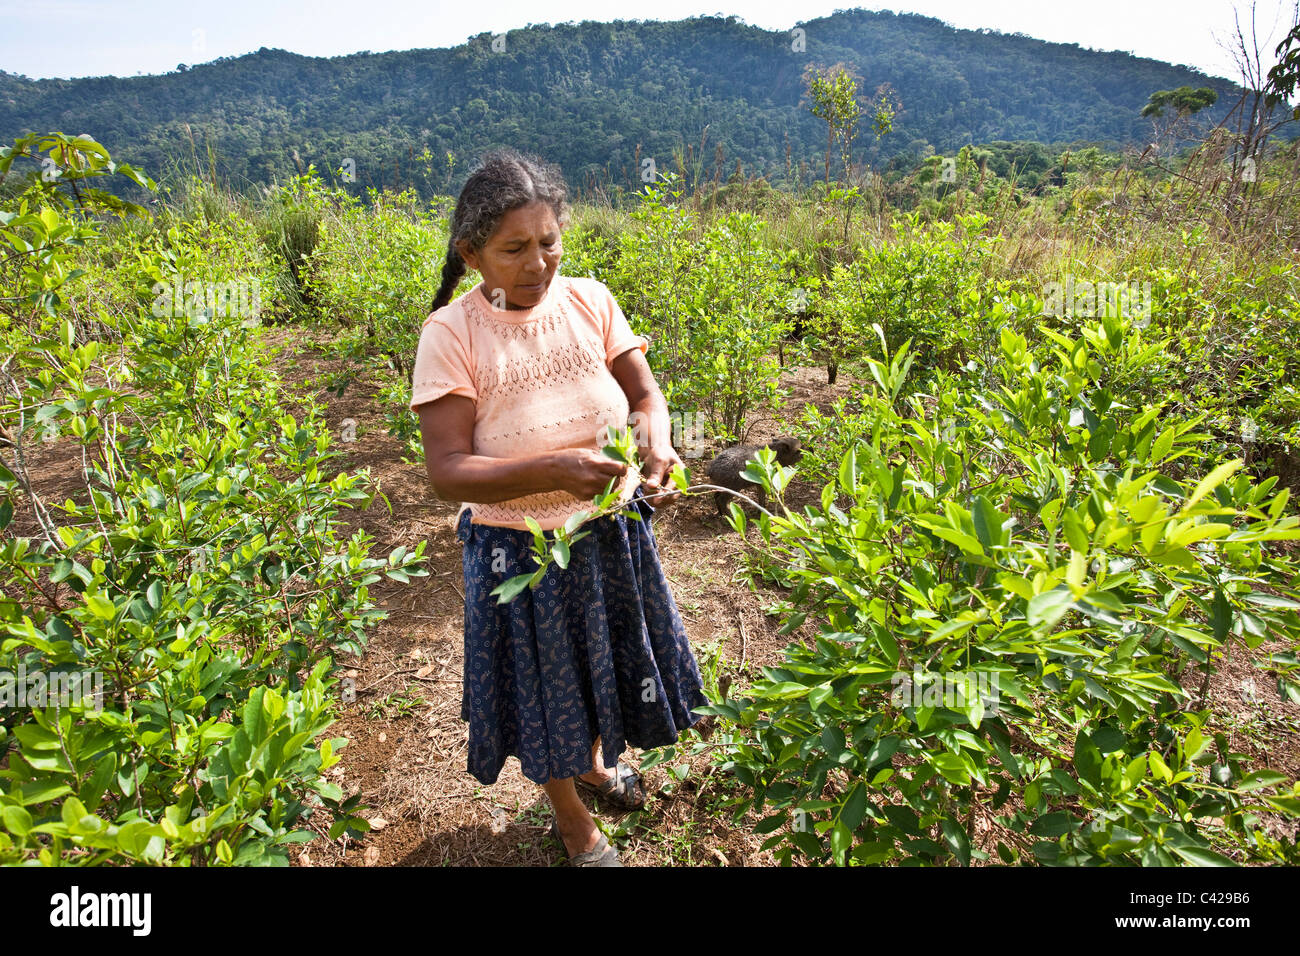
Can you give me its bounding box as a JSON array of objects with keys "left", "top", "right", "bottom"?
[
  {"left": 708, "top": 314, "right": 1300, "bottom": 866},
  {"left": 0, "top": 134, "right": 426, "bottom": 865}
]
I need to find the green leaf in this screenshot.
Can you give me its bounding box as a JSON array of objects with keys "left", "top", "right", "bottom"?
[
  {"left": 1062, "top": 509, "right": 1089, "bottom": 553},
  {"left": 1244, "top": 593, "right": 1300, "bottom": 609},
  {"left": 1237, "top": 769, "right": 1287, "bottom": 791},
  {"left": 838, "top": 446, "right": 858, "bottom": 495},
  {"left": 1027, "top": 587, "right": 1074, "bottom": 630},
  {"left": 726, "top": 501, "right": 746, "bottom": 535},
  {"left": 1149, "top": 750, "right": 1174, "bottom": 783},
  {"left": 1171, "top": 845, "right": 1237, "bottom": 867},
  {"left": 963, "top": 681, "right": 986, "bottom": 728},
  {"left": 931, "top": 752, "right": 972, "bottom": 785},
  {"left": 971, "top": 495, "right": 1007, "bottom": 551},
  {"left": 1152, "top": 426, "right": 1175, "bottom": 462},
  {"left": 1211, "top": 587, "right": 1231, "bottom": 643},
  {"left": 874, "top": 626, "right": 899, "bottom": 667},
  {"left": 1264, "top": 795, "right": 1300, "bottom": 815},
  {"left": 1028, "top": 812, "right": 1074, "bottom": 837},
  {"left": 864, "top": 735, "right": 900, "bottom": 769},
  {"left": 1066, "top": 550, "right": 1087, "bottom": 591},
  {"left": 1073, "top": 730, "right": 1103, "bottom": 789},
  {"left": 778, "top": 611, "right": 808, "bottom": 636},
  {"left": 940, "top": 817, "right": 971, "bottom": 866},
  {"left": 2, "top": 805, "right": 33, "bottom": 837},
  {"left": 839, "top": 782, "right": 868, "bottom": 830},
  {"left": 491, "top": 573, "right": 533, "bottom": 604},
  {"left": 830, "top": 819, "right": 851, "bottom": 864},
  {"left": 61, "top": 796, "right": 88, "bottom": 829},
  {"left": 17, "top": 781, "right": 73, "bottom": 805},
  {"left": 921, "top": 522, "right": 985, "bottom": 557},
  {"left": 15, "top": 724, "right": 63, "bottom": 751},
  {"left": 85, "top": 593, "right": 117, "bottom": 620},
  {"left": 1182, "top": 460, "right": 1242, "bottom": 512}
]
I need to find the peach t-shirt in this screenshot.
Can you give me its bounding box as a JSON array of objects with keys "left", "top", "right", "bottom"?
[{"left": 409, "top": 274, "right": 649, "bottom": 530}]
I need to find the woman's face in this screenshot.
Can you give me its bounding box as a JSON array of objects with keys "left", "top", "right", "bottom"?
[{"left": 457, "top": 201, "right": 563, "bottom": 311}]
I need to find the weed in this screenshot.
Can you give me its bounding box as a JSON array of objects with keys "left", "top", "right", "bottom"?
[{"left": 366, "top": 691, "right": 426, "bottom": 720}]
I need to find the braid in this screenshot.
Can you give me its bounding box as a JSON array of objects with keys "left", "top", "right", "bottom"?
[
  {"left": 430, "top": 147, "right": 570, "bottom": 314},
  {"left": 431, "top": 238, "right": 466, "bottom": 313}
]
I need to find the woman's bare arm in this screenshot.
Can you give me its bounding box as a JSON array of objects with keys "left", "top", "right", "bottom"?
[{"left": 417, "top": 394, "right": 627, "bottom": 503}]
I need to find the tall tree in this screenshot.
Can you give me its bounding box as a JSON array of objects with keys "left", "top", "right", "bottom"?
[
  {"left": 803, "top": 63, "right": 866, "bottom": 186},
  {"left": 1141, "top": 85, "right": 1219, "bottom": 119}
]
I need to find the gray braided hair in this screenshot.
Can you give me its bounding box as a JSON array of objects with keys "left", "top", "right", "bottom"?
[{"left": 431, "top": 148, "right": 571, "bottom": 313}]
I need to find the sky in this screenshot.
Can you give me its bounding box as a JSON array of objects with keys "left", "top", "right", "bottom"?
[{"left": 0, "top": 0, "right": 1296, "bottom": 84}]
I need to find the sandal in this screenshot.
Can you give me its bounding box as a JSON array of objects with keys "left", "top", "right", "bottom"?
[
  {"left": 575, "top": 761, "right": 646, "bottom": 811},
  {"left": 550, "top": 817, "right": 622, "bottom": 867}
]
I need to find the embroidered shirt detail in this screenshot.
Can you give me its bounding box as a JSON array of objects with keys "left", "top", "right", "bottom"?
[{"left": 409, "top": 275, "right": 650, "bottom": 531}]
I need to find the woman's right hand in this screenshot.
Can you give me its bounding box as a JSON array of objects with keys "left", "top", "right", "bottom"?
[
  {"left": 419, "top": 395, "right": 635, "bottom": 504},
  {"left": 550, "top": 448, "right": 630, "bottom": 500}
]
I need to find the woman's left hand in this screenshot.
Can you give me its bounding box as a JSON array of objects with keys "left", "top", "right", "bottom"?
[
  {"left": 611, "top": 350, "right": 687, "bottom": 512},
  {"left": 637, "top": 444, "right": 686, "bottom": 509}
]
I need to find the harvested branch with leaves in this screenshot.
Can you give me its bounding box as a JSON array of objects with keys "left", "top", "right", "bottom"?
[{"left": 488, "top": 424, "right": 799, "bottom": 604}]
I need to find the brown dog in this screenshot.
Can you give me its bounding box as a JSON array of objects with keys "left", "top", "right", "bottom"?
[{"left": 705, "top": 436, "right": 803, "bottom": 516}]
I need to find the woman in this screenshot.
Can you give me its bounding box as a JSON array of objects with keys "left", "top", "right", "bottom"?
[{"left": 410, "top": 148, "right": 708, "bottom": 867}]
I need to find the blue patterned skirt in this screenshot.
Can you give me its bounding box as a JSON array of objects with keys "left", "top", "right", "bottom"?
[{"left": 455, "top": 490, "right": 708, "bottom": 786}]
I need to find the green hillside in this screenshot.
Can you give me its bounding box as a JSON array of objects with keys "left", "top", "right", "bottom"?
[{"left": 0, "top": 10, "right": 1251, "bottom": 199}]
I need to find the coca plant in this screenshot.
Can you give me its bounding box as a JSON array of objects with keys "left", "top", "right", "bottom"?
[
  {"left": 605, "top": 174, "right": 787, "bottom": 442},
  {"left": 1, "top": 133, "right": 427, "bottom": 864},
  {"left": 0, "top": 309, "right": 426, "bottom": 866},
  {"left": 706, "top": 313, "right": 1300, "bottom": 866}
]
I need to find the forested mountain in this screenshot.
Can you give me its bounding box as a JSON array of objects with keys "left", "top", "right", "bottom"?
[{"left": 0, "top": 9, "right": 1253, "bottom": 199}]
